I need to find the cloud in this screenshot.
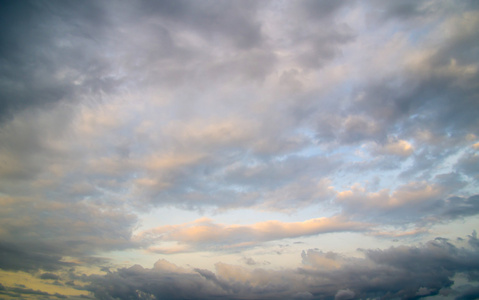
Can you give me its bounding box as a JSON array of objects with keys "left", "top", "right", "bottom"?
[
  {"left": 336, "top": 181, "right": 444, "bottom": 222},
  {"left": 84, "top": 233, "right": 479, "bottom": 300},
  {"left": 0, "top": 285, "right": 68, "bottom": 299},
  {"left": 456, "top": 285, "right": 479, "bottom": 300},
  {"left": 456, "top": 151, "right": 479, "bottom": 180},
  {"left": 350, "top": 7, "right": 479, "bottom": 144},
  {"left": 0, "top": 0, "right": 121, "bottom": 122},
  {"left": 440, "top": 195, "right": 479, "bottom": 221},
  {"left": 371, "top": 138, "right": 414, "bottom": 157},
  {"left": 87, "top": 263, "right": 225, "bottom": 300},
  {"left": 138, "top": 0, "right": 265, "bottom": 49},
  {"left": 137, "top": 216, "right": 368, "bottom": 253},
  {"left": 39, "top": 272, "right": 61, "bottom": 280},
  {"left": 301, "top": 250, "right": 346, "bottom": 270},
  {"left": 240, "top": 256, "right": 270, "bottom": 267},
  {"left": 335, "top": 289, "right": 355, "bottom": 300},
  {"left": 0, "top": 241, "right": 72, "bottom": 272},
  {"left": 0, "top": 1, "right": 478, "bottom": 297},
  {"left": 0, "top": 195, "right": 138, "bottom": 252}
]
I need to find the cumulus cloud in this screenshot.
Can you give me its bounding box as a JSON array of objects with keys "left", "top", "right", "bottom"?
[{"left": 82, "top": 233, "right": 479, "bottom": 300}]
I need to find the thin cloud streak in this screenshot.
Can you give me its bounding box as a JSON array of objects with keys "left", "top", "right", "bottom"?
[{"left": 136, "top": 216, "right": 369, "bottom": 253}]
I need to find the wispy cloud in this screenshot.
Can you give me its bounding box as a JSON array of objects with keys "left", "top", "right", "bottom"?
[{"left": 136, "top": 216, "right": 369, "bottom": 253}]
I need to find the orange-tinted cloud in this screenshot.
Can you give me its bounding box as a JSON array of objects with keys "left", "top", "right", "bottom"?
[{"left": 136, "top": 216, "right": 369, "bottom": 253}]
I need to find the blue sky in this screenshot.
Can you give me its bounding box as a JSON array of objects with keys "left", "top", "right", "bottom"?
[{"left": 0, "top": 1, "right": 479, "bottom": 299}]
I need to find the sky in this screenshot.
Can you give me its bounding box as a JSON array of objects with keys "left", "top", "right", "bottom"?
[{"left": 0, "top": 0, "right": 479, "bottom": 299}]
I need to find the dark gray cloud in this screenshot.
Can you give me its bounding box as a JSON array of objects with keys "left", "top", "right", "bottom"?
[
  {"left": 0, "top": 0, "right": 259, "bottom": 121},
  {"left": 456, "top": 285, "right": 479, "bottom": 300},
  {"left": 0, "top": 282, "right": 69, "bottom": 299},
  {"left": 300, "top": 234, "right": 479, "bottom": 299},
  {"left": 0, "top": 0, "right": 121, "bottom": 122},
  {"left": 87, "top": 264, "right": 224, "bottom": 300},
  {"left": 0, "top": 192, "right": 138, "bottom": 274},
  {"left": 441, "top": 195, "right": 479, "bottom": 221},
  {"left": 334, "top": 289, "right": 355, "bottom": 300},
  {"left": 39, "top": 272, "right": 61, "bottom": 280},
  {"left": 0, "top": 241, "right": 73, "bottom": 272},
  {"left": 83, "top": 233, "right": 479, "bottom": 300}
]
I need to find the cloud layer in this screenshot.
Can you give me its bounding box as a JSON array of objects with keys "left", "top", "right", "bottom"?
[
  {"left": 137, "top": 216, "right": 368, "bottom": 253},
  {"left": 0, "top": 0, "right": 478, "bottom": 299},
  {"left": 82, "top": 233, "right": 479, "bottom": 300}
]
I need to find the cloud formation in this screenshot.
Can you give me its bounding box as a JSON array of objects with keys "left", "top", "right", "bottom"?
[
  {"left": 83, "top": 233, "right": 479, "bottom": 300},
  {"left": 0, "top": 0, "right": 478, "bottom": 298},
  {"left": 137, "top": 216, "right": 368, "bottom": 253}
]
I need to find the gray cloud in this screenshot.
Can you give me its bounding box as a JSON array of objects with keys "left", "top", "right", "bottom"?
[
  {"left": 0, "top": 286, "right": 68, "bottom": 299},
  {"left": 4, "top": 0, "right": 475, "bottom": 217},
  {"left": 335, "top": 289, "right": 355, "bottom": 300},
  {"left": 0, "top": 241, "right": 72, "bottom": 272},
  {"left": 138, "top": 0, "right": 265, "bottom": 50},
  {"left": 441, "top": 195, "right": 479, "bottom": 221},
  {"left": 0, "top": 1, "right": 478, "bottom": 295},
  {"left": 83, "top": 233, "right": 479, "bottom": 300},
  {"left": 335, "top": 176, "right": 479, "bottom": 225},
  {"left": 39, "top": 272, "right": 61, "bottom": 280},
  {"left": 351, "top": 3, "right": 479, "bottom": 145},
  {"left": 456, "top": 285, "right": 479, "bottom": 300},
  {"left": 0, "top": 0, "right": 122, "bottom": 122}
]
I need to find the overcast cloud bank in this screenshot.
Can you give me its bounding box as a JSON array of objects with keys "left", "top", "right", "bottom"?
[{"left": 0, "top": 0, "right": 478, "bottom": 299}]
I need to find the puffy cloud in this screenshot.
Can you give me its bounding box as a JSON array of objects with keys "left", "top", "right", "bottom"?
[
  {"left": 83, "top": 233, "right": 479, "bottom": 300},
  {"left": 87, "top": 263, "right": 224, "bottom": 300}
]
